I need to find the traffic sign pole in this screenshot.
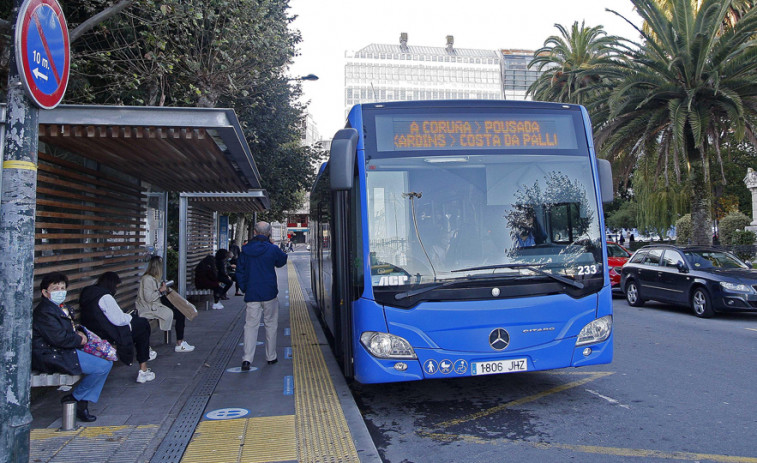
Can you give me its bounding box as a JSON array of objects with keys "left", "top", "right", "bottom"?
[{"left": 0, "top": 1, "right": 42, "bottom": 461}]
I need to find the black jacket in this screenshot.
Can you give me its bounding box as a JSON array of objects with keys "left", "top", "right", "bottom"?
[
  {"left": 79, "top": 284, "right": 134, "bottom": 365},
  {"left": 216, "top": 254, "right": 231, "bottom": 280},
  {"left": 31, "top": 299, "right": 84, "bottom": 375},
  {"left": 195, "top": 255, "right": 219, "bottom": 289}
]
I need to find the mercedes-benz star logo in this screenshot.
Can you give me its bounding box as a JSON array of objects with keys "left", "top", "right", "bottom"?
[{"left": 489, "top": 328, "right": 510, "bottom": 351}]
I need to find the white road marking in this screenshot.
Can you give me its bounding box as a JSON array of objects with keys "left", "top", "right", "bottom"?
[{"left": 585, "top": 389, "right": 631, "bottom": 409}]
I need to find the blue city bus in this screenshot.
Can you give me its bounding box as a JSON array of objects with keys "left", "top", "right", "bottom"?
[{"left": 309, "top": 100, "right": 614, "bottom": 384}]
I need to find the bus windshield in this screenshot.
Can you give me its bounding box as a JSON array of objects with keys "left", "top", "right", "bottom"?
[{"left": 366, "top": 153, "right": 603, "bottom": 293}]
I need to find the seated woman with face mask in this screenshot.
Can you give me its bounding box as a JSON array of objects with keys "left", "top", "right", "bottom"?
[{"left": 32, "top": 272, "right": 113, "bottom": 422}]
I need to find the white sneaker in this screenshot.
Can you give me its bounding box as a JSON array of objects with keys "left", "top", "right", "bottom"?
[
  {"left": 175, "top": 341, "right": 195, "bottom": 353},
  {"left": 136, "top": 369, "right": 156, "bottom": 383},
  {"left": 212, "top": 302, "right": 224, "bottom": 310},
  {"left": 148, "top": 347, "right": 157, "bottom": 361}
]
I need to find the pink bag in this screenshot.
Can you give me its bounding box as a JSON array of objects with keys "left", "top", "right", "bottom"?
[{"left": 79, "top": 326, "right": 118, "bottom": 362}]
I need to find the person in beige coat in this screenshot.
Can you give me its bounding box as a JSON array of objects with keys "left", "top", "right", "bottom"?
[{"left": 136, "top": 256, "right": 195, "bottom": 353}]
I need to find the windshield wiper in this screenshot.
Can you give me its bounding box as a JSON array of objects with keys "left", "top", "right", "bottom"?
[
  {"left": 394, "top": 273, "right": 506, "bottom": 300},
  {"left": 451, "top": 263, "right": 584, "bottom": 289}
]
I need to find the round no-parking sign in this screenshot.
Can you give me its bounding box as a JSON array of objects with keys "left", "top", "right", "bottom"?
[{"left": 15, "top": 0, "right": 70, "bottom": 109}]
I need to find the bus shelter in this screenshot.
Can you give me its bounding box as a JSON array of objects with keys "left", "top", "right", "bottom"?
[{"left": 8, "top": 104, "right": 269, "bottom": 310}]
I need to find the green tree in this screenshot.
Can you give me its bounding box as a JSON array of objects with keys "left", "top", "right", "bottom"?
[
  {"left": 676, "top": 214, "right": 692, "bottom": 244},
  {"left": 597, "top": 0, "right": 757, "bottom": 245},
  {"left": 713, "top": 141, "right": 757, "bottom": 218},
  {"left": 630, "top": 143, "right": 689, "bottom": 238},
  {"left": 68, "top": 0, "right": 315, "bottom": 217},
  {"left": 719, "top": 211, "right": 752, "bottom": 244},
  {"left": 527, "top": 21, "right": 627, "bottom": 105},
  {"left": 605, "top": 199, "right": 639, "bottom": 231}
]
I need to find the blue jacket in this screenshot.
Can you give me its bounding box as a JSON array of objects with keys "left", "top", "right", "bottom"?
[{"left": 237, "top": 235, "right": 288, "bottom": 302}]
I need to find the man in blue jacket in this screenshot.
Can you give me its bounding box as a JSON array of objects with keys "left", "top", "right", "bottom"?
[{"left": 236, "top": 221, "right": 288, "bottom": 370}]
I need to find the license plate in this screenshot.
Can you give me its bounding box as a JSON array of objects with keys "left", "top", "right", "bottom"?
[{"left": 471, "top": 358, "right": 528, "bottom": 376}]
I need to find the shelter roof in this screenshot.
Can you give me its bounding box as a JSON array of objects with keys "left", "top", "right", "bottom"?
[{"left": 36, "top": 104, "right": 269, "bottom": 212}]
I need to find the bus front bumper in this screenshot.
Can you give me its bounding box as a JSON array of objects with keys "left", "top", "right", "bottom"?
[{"left": 353, "top": 332, "right": 613, "bottom": 384}]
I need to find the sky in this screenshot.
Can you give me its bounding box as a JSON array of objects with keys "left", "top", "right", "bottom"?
[{"left": 288, "top": 0, "right": 643, "bottom": 139}]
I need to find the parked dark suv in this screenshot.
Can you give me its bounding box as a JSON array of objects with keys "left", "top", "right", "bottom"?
[{"left": 620, "top": 244, "right": 757, "bottom": 318}]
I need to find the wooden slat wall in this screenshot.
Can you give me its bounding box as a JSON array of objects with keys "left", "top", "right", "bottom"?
[
  {"left": 34, "top": 151, "right": 147, "bottom": 315},
  {"left": 185, "top": 204, "right": 215, "bottom": 291}
]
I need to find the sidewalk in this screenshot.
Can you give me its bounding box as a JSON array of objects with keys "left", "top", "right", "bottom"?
[{"left": 29, "top": 254, "right": 380, "bottom": 463}]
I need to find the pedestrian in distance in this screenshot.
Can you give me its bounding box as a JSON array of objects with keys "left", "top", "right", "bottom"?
[
  {"left": 229, "top": 240, "right": 243, "bottom": 296},
  {"left": 32, "top": 272, "right": 113, "bottom": 422},
  {"left": 236, "top": 221, "right": 288, "bottom": 371},
  {"left": 215, "top": 249, "right": 233, "bottom": 301},
  {"left": 80, "top": 271, "right": 157, "bottom": 384},
  {"left": 137, "top": 256, "right": 196, "bottom": 352}
]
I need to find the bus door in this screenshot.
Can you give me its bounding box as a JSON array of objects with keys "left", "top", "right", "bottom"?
[{"left": 329, "top": 128, "right": 360, "bottom": 378}]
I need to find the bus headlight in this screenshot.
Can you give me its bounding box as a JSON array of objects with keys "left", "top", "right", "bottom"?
[
  {"left": 360, "top": 331, "right": 417, "bottom": 359},
  {"left": 575, "top": 315, "right": 612, "bottom": 347}
]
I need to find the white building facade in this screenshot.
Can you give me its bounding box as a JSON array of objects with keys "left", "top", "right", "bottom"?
[
  {"left": 344, "top": 34, "right": 543, "bottom": 116},
  {"left": 345, "top": 34, "right": 504, "bottom": 116}
]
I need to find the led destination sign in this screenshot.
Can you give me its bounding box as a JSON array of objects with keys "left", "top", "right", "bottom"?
[{"left": 374, "top": 113, "right": 579, "bottom": 152}]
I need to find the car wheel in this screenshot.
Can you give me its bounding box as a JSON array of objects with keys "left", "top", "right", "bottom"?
[
  {"left": 691, "top": 287, "right": 714, "bottom": 318},
  {"left": 625, "top": 280, "right": 645, "bottom": 307}
]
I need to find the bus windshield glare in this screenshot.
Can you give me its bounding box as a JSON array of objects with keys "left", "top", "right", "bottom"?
[{"left": 366, "top": 152, "right": 603, "bottom": 292}]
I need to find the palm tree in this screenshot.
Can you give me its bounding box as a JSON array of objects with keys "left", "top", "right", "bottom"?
[
  {"left": 527, "top": 21, "right": 627, "bottom": 105},
  {"left": 596, "top": 0, "right": 757, "bottom": 245}
]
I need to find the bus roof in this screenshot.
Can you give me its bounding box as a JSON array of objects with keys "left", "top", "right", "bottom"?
[{"left": 350, "top": 99, "right": 584, "bottom": 113}]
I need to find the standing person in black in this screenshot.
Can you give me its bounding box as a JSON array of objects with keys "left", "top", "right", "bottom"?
[
  {"left": 80, "top": 272, "right": 157, "bottom": 384},
  {"left": 215, "top": 249, "right": 233, "bottom": 301},
  {"left": 229, "top": 240, "right": 243, "bottom": 296},
  {"left": 32, "top": 272, "right": 113, "bottom": 422}
]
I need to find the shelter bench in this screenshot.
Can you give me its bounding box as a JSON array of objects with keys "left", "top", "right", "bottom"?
[
  {"left": 31, "top": 371, "right": 82, "bottom": 426},
  {"left": 146, "top": 318, "right": 173, "bottom": 344},
  {"left": 185, "top": 288, "right": 214, "bottom": 310}
]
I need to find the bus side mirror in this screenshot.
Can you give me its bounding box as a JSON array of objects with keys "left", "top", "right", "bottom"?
[
  {"left": 597, "top": 159, "right": 614, "bottom": 204},
  {"left": 330, "top": 128, "right": 359, "bottom": 191}
]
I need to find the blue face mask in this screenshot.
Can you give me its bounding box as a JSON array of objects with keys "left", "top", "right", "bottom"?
[{"left": 49, "top": 290, "right": 67, "bottom": 305}]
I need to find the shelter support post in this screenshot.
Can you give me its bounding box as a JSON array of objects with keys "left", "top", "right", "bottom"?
[{"left": 179, "top": 194, "right": 188, "bottom": 297}]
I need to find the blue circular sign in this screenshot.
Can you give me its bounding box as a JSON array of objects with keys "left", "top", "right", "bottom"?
[
  {"left": 205, "top": 408, "right": 250, "bottom": 420},
  {"left": 15, "top": 0, "right": 70, "bottom": 109}
]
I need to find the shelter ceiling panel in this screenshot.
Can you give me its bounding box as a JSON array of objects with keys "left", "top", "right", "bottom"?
[{"left": 40, "top": 124, "right": 250, "bottom": 193}]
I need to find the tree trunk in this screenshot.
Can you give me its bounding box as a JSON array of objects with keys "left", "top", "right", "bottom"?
[
  {"left": 687, "top": 135, "right": 713, "bottom": 245},
  {"left": 235, "top": 216, "right": 246, "bottom": 245}
]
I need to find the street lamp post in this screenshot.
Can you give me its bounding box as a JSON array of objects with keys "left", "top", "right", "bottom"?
[{"left": 290, "top": 74, "right": 319, "bottom": 82}]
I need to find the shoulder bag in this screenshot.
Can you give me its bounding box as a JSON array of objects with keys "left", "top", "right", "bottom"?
[{"left": 79, "top": 326, "right": 118, "bottom": 362}]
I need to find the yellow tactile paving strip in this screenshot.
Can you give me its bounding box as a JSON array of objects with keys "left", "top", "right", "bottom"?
[
  {"left": 181, "top": 263, "right": 359, "bottom": 463},
  {"left": 181, "top": 415, "right": 297, "bottom": 463},
  {"left": 30, "top": 424, "right": 158, "bottom": 462},
  {"left": 288, "top": 262, "right": 360, "bottom": 463}
]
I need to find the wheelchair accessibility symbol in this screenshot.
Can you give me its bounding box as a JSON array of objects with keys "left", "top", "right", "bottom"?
[
  {"left": 205, "top": 407, "right": 250, "bottom": 420},
  {"left": 454, "top": 359, "right": 468, "bottom": 375}
]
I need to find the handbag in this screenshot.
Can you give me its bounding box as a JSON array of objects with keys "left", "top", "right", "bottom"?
[
  {"left": 166, "top": 291, "right": 198, "bottom": 321},
  {"left": 79, "top": 326, "right": 118, "bottom": 362}
]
